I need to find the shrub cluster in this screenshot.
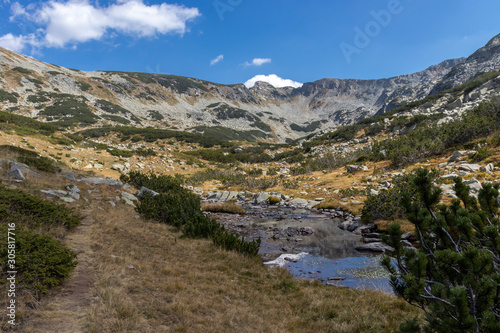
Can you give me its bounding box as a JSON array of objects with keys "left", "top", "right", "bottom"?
[
  {"left": 382, "top": 169, "right": 500, "bottom": 332},
  {"left": 121, "top": 172, "right": 260, "bottom": 256},
  {"left": 372, "top": 98, "right": 500, "bottom": 167},
  {"left": 0, "top": 225, "right": 77, "bottom": 296},
  {"left": 0, "top": 145, "right": 61, "bottom": 173},
  {"left": 0, "top": 186, "right": 80, "bottom": 297},
  {"left": 0, "top": 186, "right": 81, "bottom": 229}
]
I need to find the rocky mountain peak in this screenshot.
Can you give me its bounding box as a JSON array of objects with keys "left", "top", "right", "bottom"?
[{"left": 430, "top": 34, "right": 500, "bottom": 95}]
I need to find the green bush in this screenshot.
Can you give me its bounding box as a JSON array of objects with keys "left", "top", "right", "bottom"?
[
  {"left": 109, "top": 148, "right": 133, "bottom": 158},
  {"left": 0, "top": 145, "right": 62, "bottom": 173},
  {"left": 123, "top": 172, "right": 260, "bottom": 256},
  {"left": 382, "top": 169, "right": 500, "bottom": 332},
  {"left": 468, "top": 147, "right": 493, "bottom": 162},
  {"left": 134, "top": 148, "right": 157, "bottom": 157},
  {"left": 17, "top": 155, "right": 61, "bottom": 173},
  {"left": 40, "top": 95, "right": 98, "bottom": 126},
  {"left": 0, "top": 225, "right": 77, "bottom": 296},
  {"left": 0, "top": 186, "right": 81, "bottom": 229},
  {"left": 373, "top": 98, "right": 500, "bottom": 167},
  {"left": 102, "top": 114, "right": 131, "bottom": 125},
  {"left": 12, "top": 67, "right": 31, "bottom": 74},
  {"left": 361, "top": 172, "right": 423, "bottom": 223}
]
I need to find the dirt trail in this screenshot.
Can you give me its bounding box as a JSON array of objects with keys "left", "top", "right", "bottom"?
[{"left": 23, "top": 195, "right": 101, "bottom": 333}]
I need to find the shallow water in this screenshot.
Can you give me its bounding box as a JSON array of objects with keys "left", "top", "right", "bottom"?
[{"left": 250, "top": 214, "right": 392, "bottom": 292}]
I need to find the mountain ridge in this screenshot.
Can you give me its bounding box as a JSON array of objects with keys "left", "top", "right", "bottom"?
[{"left": 0, "top": 33, "right": 499, "bottom": 142}]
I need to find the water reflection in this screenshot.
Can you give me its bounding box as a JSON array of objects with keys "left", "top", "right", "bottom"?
[{"left": 250, "top": 215, "right": 392, "bottom": 293}]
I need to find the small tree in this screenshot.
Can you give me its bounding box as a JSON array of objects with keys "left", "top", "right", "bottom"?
[{"left": 382, "top": 168, "right": 500, "bottom": 332}]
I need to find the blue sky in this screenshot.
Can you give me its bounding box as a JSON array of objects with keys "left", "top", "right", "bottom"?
[{"left": 0, "top": 0, "right": 499, "bottom": 87}]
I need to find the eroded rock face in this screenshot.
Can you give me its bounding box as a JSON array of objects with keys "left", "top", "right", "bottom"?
[
  {"left": 430, "top": 34, "right": 500, "bottom": 95},
  {"left": 0, "top": 40, "right": 468, "bottom": 142}
]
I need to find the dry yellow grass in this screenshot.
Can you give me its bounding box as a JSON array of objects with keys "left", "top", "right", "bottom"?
[
  {"left": 82, "top": 206, "right": 421, "bottom": 333},
  {"left": 201, "top": 202, "right": 245, "bottom": 214},
  {"left": 0, "top": 131, "right": 427, "bottom": 332}
]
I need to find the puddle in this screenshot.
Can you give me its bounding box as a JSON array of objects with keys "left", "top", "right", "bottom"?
[{"left": 249, "top": 214, "right": 392, "bottom": 293}]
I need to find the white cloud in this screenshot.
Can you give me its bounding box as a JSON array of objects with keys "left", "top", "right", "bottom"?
[
  {"left": 10, "top": 2, "right": 27, "bottom": 20},
  {"left": 210, "top": 54, "right": 223, "bottom": 66},
  {"left": 0, "top": 33, "right": 38, "bottom": 52},
  {"left": 244, "top": 74, "right": 303, "bottom": 89},
  {"left": 244, "top": 57, "right": 271, "bottom": 67},
  {"left": 2, "top": 0, "right": 200, "bottom": 51}
]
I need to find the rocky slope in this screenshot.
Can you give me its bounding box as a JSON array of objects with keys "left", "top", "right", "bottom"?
[
  {"left": 430, "top": 33, "right": 500, "bottom": 95},
  {"left": 0, "top": 34, "right": 499, "bottom": 142}
]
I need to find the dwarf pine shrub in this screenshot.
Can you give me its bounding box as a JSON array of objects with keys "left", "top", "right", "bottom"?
[
  {"left": 123, "top": 172, "right": 260, "bottom": 256},
  {"left": 382, "top": 168, "right": 500, "bottom": 332}
]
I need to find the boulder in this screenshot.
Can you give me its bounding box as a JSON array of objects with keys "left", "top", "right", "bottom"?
[
  {"left": 289, "top": 198, "right": 309, "bottom": 206},
  {"left": 481, "top": 163, "right": 495, "bottom": 173},
  {"left": 355, "top": 242, "right": 394, "bottom": 253},
  {"left": 111, "top": 164, "right": 126, "bottom": 173},
  {"left": 219, "top": 191, "right": 230, "bottom": 201},
  {"left": 8, "top": 169, "right": 25, "bottom": 181},
  {"left": 9, "top": 162, "right": 30, "bottom": 172},
  {"left": 65, "top": 185, "right": 80, "bottom": 200},
  {"left": 346, "top": 165, "right": 368, "bottom": 173},
  {"left": 121, "top": 191, "right": 139, "bottom": 203},
  {"left": 253, "top": 192, "right": 269, "bottom": 205},
  {"left": 458, "top": 163, "right": 481, "bottom": 173},
  {"left": 448, "top": 150, "right": 467, "bottom": 162},
  {"left": 82, "top": 177, "right": 123, "bottom": 187},
  {"left": 138, "top": 186, "right": 159, "bottom": 198},
  {"left": 464, "top": 178, "right": 482, "bottom": 193}
]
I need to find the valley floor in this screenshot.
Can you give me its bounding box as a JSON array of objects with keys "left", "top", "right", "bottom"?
[{"left": 0, "top": 133, "right": 422, "bottom": 332}]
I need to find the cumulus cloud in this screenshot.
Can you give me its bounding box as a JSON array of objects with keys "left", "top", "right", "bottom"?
[
  {"left": 244, "top": 58, "right": 271, "bottom": 67},
  {"left": 244, "top": 74, "right": 303, "bottom": 89},
  {"left": 1, "top": 0, "right": 200, "bottom": 51},
  {"left": 0, "top": 33, "right": 38, "bottom": 52},
  {"left": 210, "top": 54, "right": 223, "bottom": 66}
]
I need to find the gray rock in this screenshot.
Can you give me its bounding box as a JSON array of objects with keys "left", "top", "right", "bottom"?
[
  {"left": 364, "top": 233, "right": 381, "bottom": 239},
  {"left": 253, "top": 192, "right": 270, "bottom": 204},
  {"left": 82, "top": 177, "right": 123, "bottom": 187},
  {"left": 289, "top": 198, "right": 309, "bottom": 206},
  {"left": 369, "top": 189, "right": 380, "bottom": 196},
  {"left": 347, "top": 221, "right": 360, "bottom": 232},
  {"left": 122, "top": 191, "right": 139, "bottom": 203},
  {"left": 65, "top": 185, "right": 80, "bottom": 200},
  {"left": 111, "top": 163, "right": 126, "bottom": 173},
  {"left": 8, "top": 169, "right": 25, "bottom": 181},
  {"left": 60, "top": 197, "right": 76, "bottom": 203},
  {"left": 464, "top": 178, "right": 482, "bottom": 193},
  {"left": 448, "top": 150, "right": 467, "bottom": 162},
  {"left": 338, "top": 221, "right": 350, "bottom": 230},
  {"left": 458, "top": 163, "right": 481, "bottom": 173},
  {"left": 481, "top": 163, "right": 495, "bottom": 173},
  {"left": 220, "top": 191, "right": 230, "bottom": 201},
  {"left": 401, "top": 232, "right": 413, "bottom": 240},
  {"left": 9, "top": 162, "right": 30, "bottom": 172},
  {"left": 355, "top": 242, "right": 394, "bottom": 253},
  {"left": 346, "top": 165, "right": 368, "bottom": 173},
  {"left": 138, "top": 186, "right": 159, "bottom": 198}
]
